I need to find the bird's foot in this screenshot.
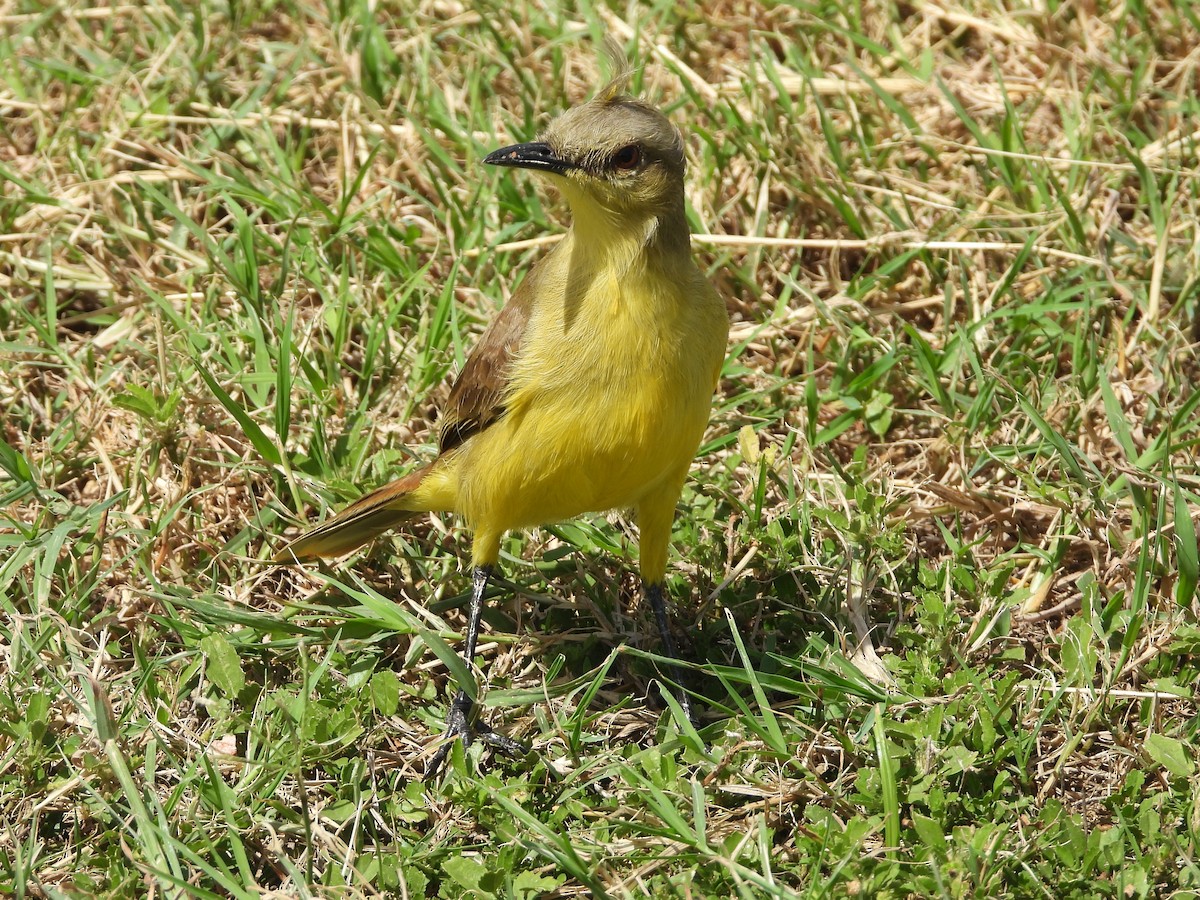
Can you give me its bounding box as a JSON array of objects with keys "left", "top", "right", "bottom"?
[{"left": 425, "top": 689, "right": 528, "bottom": 777}]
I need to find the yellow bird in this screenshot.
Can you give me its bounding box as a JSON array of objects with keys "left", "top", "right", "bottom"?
[{"left": 275, "top": 76, "right": 729, "bottom": 771}]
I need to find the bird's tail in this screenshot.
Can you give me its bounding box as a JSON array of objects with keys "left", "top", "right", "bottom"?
[{"left": 273, "top": 464, "right": 433, "bottom": 562}]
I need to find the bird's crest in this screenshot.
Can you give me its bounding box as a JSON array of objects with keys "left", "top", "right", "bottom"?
[{"left": 596, "top": 35, "right": 634, "bottom": 105}]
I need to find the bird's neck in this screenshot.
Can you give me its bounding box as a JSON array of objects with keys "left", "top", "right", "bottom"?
[{"left": 566, "top": 199, "right": 691, "bottom": 279}]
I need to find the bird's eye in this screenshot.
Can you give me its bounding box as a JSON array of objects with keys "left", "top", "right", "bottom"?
[{"left": 612, "top": 144, "right": 642, "bottom": 170}]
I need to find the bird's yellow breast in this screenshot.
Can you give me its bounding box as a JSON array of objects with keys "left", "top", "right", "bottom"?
[{"left": 451, "top": 227, "right": 726, "bottom": 535}]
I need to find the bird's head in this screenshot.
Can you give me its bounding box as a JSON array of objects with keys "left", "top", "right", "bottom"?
[{"left": 485, "top": 78, "right": 687, "bottom": 228}]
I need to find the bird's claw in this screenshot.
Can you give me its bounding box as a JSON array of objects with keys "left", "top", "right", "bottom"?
[{"left": 425, "top": 689, "right": 528, "bottom": 777}]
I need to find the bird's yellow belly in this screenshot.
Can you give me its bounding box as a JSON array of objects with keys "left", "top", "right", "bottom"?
[{"left": 457, "top": 373, "right": 709, "bottom": 532}]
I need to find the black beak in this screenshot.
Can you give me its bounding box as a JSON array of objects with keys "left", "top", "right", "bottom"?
[{"left": 484, "top": 141, "right": 573, "bottom": 175}]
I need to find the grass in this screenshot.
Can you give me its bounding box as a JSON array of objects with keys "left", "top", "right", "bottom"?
[{"left": 2, "top": 0, "right": 1200, "bottom": 896}]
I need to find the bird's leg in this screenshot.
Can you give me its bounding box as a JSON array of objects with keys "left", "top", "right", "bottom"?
[
  {"left": 645, "top": 580, "right": 694, "bottom": 723},
  {"left": 426, "top": 565, "right": 527, "bottom": 776}
]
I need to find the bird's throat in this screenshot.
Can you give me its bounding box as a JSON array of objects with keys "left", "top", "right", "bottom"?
[{"left": 566, "top": 201, "right": 689, "bottom": 281}]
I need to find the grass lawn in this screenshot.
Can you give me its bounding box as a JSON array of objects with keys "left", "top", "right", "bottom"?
[{"left": 3, "top": 0, "right": 1200, "bottom": 896}]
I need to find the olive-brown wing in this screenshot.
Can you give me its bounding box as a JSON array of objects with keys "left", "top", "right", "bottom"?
[{"left": 437, "top": 259, "right": 545, "bottom": 453}]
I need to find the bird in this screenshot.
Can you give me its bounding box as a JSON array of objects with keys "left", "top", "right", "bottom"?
[{"left": 274, "top": 74, "right": 729, "bottom": 773}]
